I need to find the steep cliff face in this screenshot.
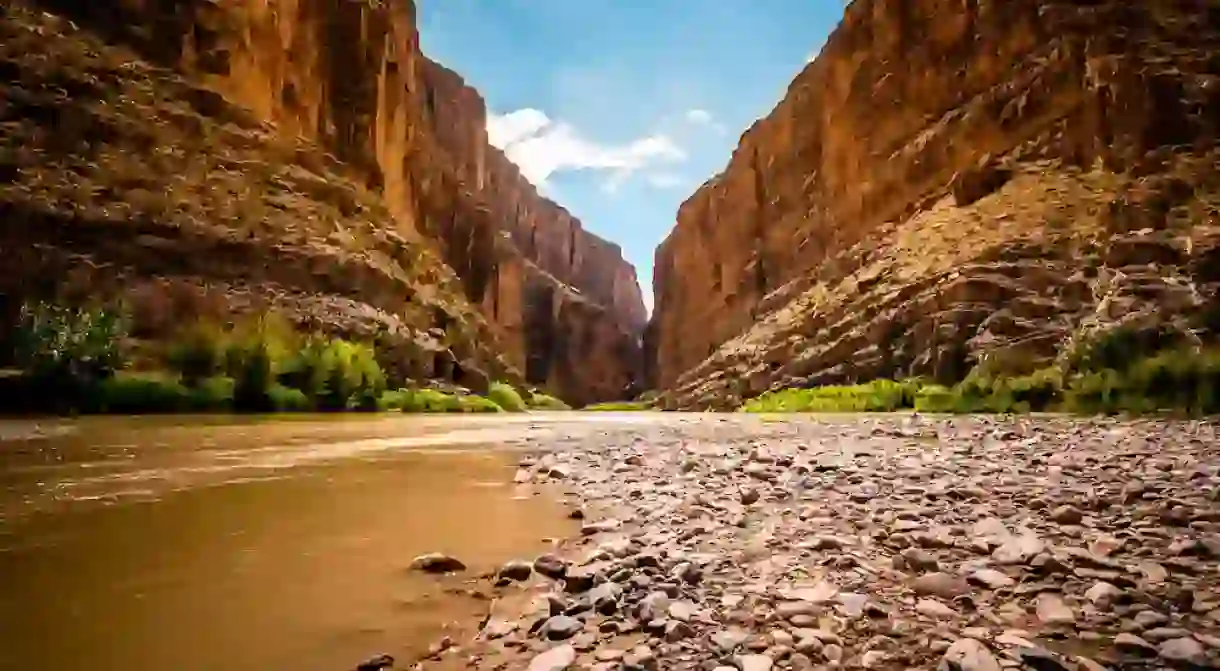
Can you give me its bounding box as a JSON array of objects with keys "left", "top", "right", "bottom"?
[
  {"left": 648, "top": 0, "right": 1220, "bottom": 408},
  {"left": 417, "top": 59, "right": 646, "bottom": 402},
  {"left": 1, "top": 0, "right": 643, "bottom": 403}
]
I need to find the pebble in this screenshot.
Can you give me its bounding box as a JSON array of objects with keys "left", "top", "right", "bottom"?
[
  {"left": 528, "top": 644, "right": 576, "bottom": 671},
  {"left": 1159, "top": 637, "right": 1206, "bottom": 665},
  {"left": 408, "top": 553, "right": 466, "bottom": 573},
  {"left": 940, "top": 638, "right": 1001, "bottom": 671}
]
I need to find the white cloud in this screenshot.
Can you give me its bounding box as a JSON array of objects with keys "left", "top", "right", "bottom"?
[
  {"left": 486, "top": 108, "right": 686, "bottom": 190},
  {"left": 683, "top": 108, "right": 727, "bottom": 135}
]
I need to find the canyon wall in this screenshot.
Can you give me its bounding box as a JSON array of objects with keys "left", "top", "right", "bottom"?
[
  {"left": 648, "top": 0, "right": 1220, "bottom": 408},
  {"left": 1, "top": 0, "right": 644, "bottom": 403}
]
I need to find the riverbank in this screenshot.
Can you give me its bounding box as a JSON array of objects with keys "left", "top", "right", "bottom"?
[{"left": 417, "top": 413, "right": 1220, "bottom": 671}]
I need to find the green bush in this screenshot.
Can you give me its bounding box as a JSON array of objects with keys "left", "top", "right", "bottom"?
[
  {"left": 382, "top": 388, "right": 504, "bottom": 413},
  {"left": 458, "top": 395, "right": 505, "bottom": 413},
  {"left": 167, "top": 322, "right": 230, "bottom": 385},
  {"left": 739, "top": 379, "right": 922, "bottom": 413},
  {"left": 398, "top": 388, "right": 464, "bottom": 413},
  {"left": 282, "top": 337, "right": 386, "bottom": 411},
  {"left": 487, "top": 382, "right": 527, "bottom": 412},
  {"left": 526, "top": 391, "right": 571, "bottom": 411},
  {"left": 187, "top": 375, "right": 236, "bottom": 411},
  {"left": 11, "top": 302, "right": 130, "bottom": 410},
  {"left": 1064, "top": 368, "right": 1125, "bottom": 414},
  {"left": 913, "top": 384, "right": 957, "bottom": 413},
  {"left": 94, "top": 373, "right": 191, "bottom": 413},
  {"left": 267, "top": 384, "right": 311, "bottom": 412},
  {"left": 583, "top": 400, "right": 653, "bottom": 411}
]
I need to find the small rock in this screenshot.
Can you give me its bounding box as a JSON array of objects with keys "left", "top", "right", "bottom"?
[
  {"left": 969, "top": 569, "right": 1015, "bottom": 590},
  {"left": 917, "top": 598, "right": 959, "bottom": 619},
  {"left": 913, "top": 572, "right": 968, "bottom": 599},
  {"left": 409, "top": 553, "right": 466, "bottom": 573},
  {"left": 902, "top": 548, "right": 941, "bottom": 572},
  {"left": 1035, "top": 593, "right": 1075, "bottom": 626},
  {"left": 737, "top": 654, "right": 774, "bottom": 671},
  {"left": 534, "top": 554, "right": 568, "bottom": 580},
  {"left": 1050, "top": 505, "right": 1084, "bottom": 525},
  {"left": 355, "top": 653, "right": 394, "bottom": 671},
  {"left": 580, "top": 519, "right": 621, "bottom": 536},
  {"left": 1159, "top": 637, "right": 1206, "bottom": 665},
  {"left": 528, "top": 644, "right": 577, "bottom": 671},
  {"left": 1084, "top": 582, "right": 1121, "bottom": 609},
  {"left": 1114, "top": 633, "right": 1157, "bottom": 656},
  {"left": 939, "top": 638, "right": 1001, "bottom": 671},
  {"left": 712, "top": 628, "right": 749, "bottom": 652},
  {"left": 664, "top": 620, "right": 695, "bottom": 641},
  {"left": 498, "top": 559, "right": 533, "bottom": 582},
  {"left": 540, "top": 615, "right": 583, "bottom": 641}
]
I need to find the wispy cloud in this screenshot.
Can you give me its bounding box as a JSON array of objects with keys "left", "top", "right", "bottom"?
[
  {"left": 487, "top": 108, "right": 686, "bottom": 190},
  {"left": 683, "top": 108, "right": 727, "bottom": 135}
]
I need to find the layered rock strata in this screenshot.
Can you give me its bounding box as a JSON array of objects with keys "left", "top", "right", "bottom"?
[
  {"left": 0, "top": 0, "right": 644, "bottom": 403},
  {"left": 647, "top": 0, "right": 1220, "bottom": 409}
]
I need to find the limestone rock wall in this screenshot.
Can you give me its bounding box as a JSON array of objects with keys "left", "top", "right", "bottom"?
[
  {"left": 647, "top": 0, "right": 1220, "bottom": 407},
  {"left": 7, "top": 0, "right": 644, "bottom": 402}
]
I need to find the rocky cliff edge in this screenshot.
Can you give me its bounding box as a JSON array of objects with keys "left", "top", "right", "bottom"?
[
  {"left": 0, "top": 0, "right": 645, "bottom": 404},
  {"left": 647, "top": 0, "right": 1220, "bottom": 409}
]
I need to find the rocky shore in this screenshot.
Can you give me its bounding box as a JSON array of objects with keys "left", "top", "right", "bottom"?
[{"left": 411, "top": 414, "right": 1220, "bottom": 671}]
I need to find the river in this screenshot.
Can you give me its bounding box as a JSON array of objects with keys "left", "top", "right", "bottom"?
[{"left": 0, "top": 413, "right": 624, "bottom": 671}]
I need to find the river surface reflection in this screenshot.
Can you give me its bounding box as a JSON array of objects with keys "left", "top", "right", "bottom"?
[{"left": 0, "top": 414, "right": 581, "bottom": 671}]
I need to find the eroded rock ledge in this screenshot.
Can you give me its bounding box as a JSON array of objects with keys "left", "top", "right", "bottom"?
[{"left": 646, "top": 0, "right": 1220, "bottom": 409}]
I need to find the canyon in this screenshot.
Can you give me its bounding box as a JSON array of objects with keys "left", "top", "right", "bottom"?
[
  {"left": 647, "top": 0, "right": 1220, "bottom": 409},
  {"left": 6, "top": 0, "right": 1220, "bottom": 411},
  {"left": 0, "top": 0, "right": 644, "bottom": 406}
]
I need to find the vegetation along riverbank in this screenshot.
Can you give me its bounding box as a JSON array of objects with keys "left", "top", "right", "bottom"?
[{"left": 0, "top": 301, "right": 568, "bottom": 415}]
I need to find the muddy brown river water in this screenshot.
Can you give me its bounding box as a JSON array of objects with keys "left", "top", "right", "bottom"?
[{"left": 0, "top": 413, "right": 618, "bottom": 671}]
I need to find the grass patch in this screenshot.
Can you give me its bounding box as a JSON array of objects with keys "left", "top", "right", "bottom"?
[
  {"left": 525, "top": 390, "right": 571, "bottom": 411},
  {"left": 740, "top": 379, "right": 924, "bottom": 413},
  {"left": 378, "top": 388, "right": 505, "bottom": 413},
  {"left": 582, "top": 400, "right": 653, "bottom": 411},
  {"left": 486, "top": 382, "right": 527, "bottom": 412},
  {"left": 741, "top": 332, "right": 1220, "bottom": 417}
]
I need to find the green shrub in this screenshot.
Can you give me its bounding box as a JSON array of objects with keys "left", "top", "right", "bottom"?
[
  {"left": 583, "top": 400, "right": 653, "bottom": 411},
  {"left": 739, "top": 379, "right": 920, "bottom": 413},
  {"left": 913, "top": 384, "right": 957, "bottom": 413},
  {"left": 377, "top": 389, "right": 410, "bottom": 411},
  {"left": 267, "top": 384, "right": 311, "bottom": 412},
  {"left": 94, "top": 373, "right": 191, "bottom": 413},
  {"left": 11, "top": 302, "right": 129, "bottom": 406},
  {"left": 526, "top": 391, "right": 571, "bottom": 411},
  {"left": 398, "top": 388, "right": 463, "bottom": 413},
  {"left": 282, "top": 337, "right": 385, "bottom": 411},
  {"left": 487, "top": 382, "right": 527, "bottom": 412},
  {"left": 384, "top": 388, "right": 505, "bottom": 413},
  {"left": 187, "top": 376, "right": 236, "bottom": 411},
  {"left": 1064, "top": 368, "right": 1125, "bottom": 414},
  {"left": 458, "top": 395, "right": 505, "bottom": 413},
  {"left": 167, "top": 322, "right": 230, "bottom": 385}
]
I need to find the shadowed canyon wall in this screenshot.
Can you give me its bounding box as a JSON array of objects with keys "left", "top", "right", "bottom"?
[
  {"left": 0, "top": 0, "right": 644, "bottom": 404},
  {"left": 648, "top": 0, "right": 1220, "bottom": 408}
]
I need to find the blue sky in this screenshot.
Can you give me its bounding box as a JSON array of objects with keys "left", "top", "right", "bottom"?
[{"left": 418, "top": 1, "right": 845, "bottom": 311}]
